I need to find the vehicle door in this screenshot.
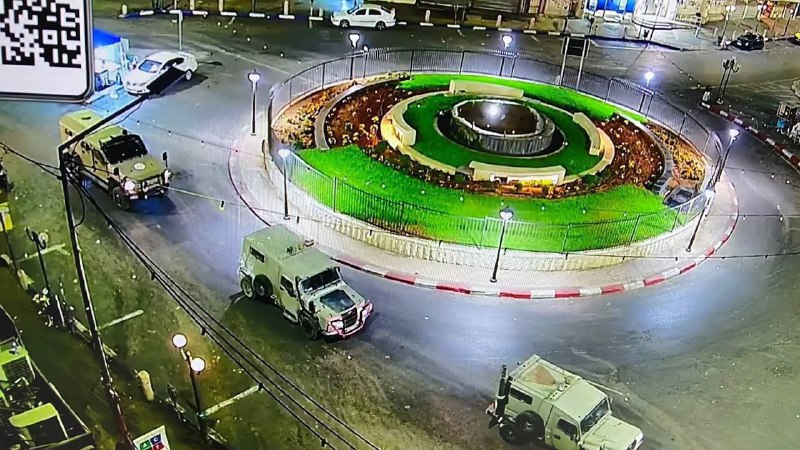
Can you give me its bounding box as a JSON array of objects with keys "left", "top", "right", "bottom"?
[
  {"left": 367, "top": 8, "right": 383, "bottom": 25},
  {"left": 279, "top": 275, "right": 300, "bottom": 313},
  {"left": 88, "top": 145, "right": 109, "bottom": 181},
  {"left": 551, "top": 417, "right": 580, "bottom": 450},
  {"left": 351, "top": 8, "right": 369, "bottom": 26}
]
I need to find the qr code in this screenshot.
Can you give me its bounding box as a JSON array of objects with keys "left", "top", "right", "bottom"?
[{"left": 0, "top": 0, "right": 83, "bottom": 68}]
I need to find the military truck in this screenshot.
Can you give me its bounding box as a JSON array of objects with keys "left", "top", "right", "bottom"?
[
  {"left": 487, "top": 355, "right": 644, "bottom": 450},
  {"left": 238, "top": 225, "right": 374, "bottom": 340},
  {"left": 58, "top": 110, "right": 171, "bottom": 210}
]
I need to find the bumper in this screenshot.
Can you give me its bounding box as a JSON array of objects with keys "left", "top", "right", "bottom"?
[
  {"left": 124, "top": 84, "right": 149, "bottom": 94},
  {"left": 385, "top": 20, "right": 396, "bottom": 28},
  {"left": 323, "top": 302, "right": 373, "bottom": 337},
  {"left": 126, "top": 185, "right": 168, "bottom": 200},
  {"left": 330, "top": 17, "right": 341, "bottom": 25}
]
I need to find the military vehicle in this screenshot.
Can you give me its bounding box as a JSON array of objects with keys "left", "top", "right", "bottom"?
[
  {"left": 487, "top": 355, "right": 644, "bottom": 450},
  {"left": 238, "top": 225, "right": 373, "bottom": 340},
  {"left": 58, "top": 110, "right": 171, "bottom": 210}
]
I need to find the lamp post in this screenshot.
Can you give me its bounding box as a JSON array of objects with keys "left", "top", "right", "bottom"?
[
  {"left": 490, "top": 206, "right": 514, "bottom": 283},
  {"left": 644, "top": 70, "right": 655, "bottom": 88},
  {"left": 756, "top": 3, "right": 766, "bottom": 33},
  {"left": 720, "top": 4, "right": 736, "bottom": 44},
  {"left": 711, "top": 128, "right": 740, "bottom": 188},
  {"left": 278, "top": 148, "right": 291, "bottom": 220},
  {"left": 171, "top": 333, "right": 208, "bottom": 439},
  {"left": 248, "top": 70, "right": 261, "bottom": 136},
  {"left": 715, "top": 57, "right": 740, "bottom": 104},
  {"left": 501, "top": 34, "right": 513, "bottom": 49},
  {"left": 686, "top": 188, "right": 717, "bottom": 252}
]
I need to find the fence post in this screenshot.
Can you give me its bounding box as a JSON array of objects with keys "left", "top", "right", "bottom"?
[
  {"left": 459, "top": 52, "right": 465, "bottom": 74},
  {"left": 678, "top": 113, "right": 687, "bottom": 135},
  {"left": 321, "top": 63, "right": 326, "bottom": 89},
  {"left": 628, "top": 215, "right": 642, "bottom": 245},
  {"left": 509, "top": 56, "right": 517, "bottom": 78},
  {"left": 670, "top": 203, "right": 682, "bottom": 231},
  {"left": 288, "top": 77, "right": 293, "bottom": 103},
  {"left": 349, "top": 56, "right": 355, "bottom": 80},
  {"left": 561, "top": 224, "right": 571, "bottom": 253},
  {"left": 332, "top": 177, "right": 338, "bottom": 212},
  {"left": 409, "top": 50, "right": 415, "bottom": 73},
  {"left": 605, "top": 80, "right": 612, "bottom": 101},
  {"left": 499, "top": 58, "right": 506, "bottom": 77},
  {"left": 479, "top": 217, "right": 488, "bottom": 247}
]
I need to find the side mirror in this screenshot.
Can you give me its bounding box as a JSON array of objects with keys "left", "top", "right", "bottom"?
[{"left": 308, "top": 302, "right": 316, "bottom": 314}]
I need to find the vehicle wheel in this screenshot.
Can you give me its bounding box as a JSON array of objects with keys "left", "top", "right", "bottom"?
[
  {"left": 253, "top": 275, "right": 273, "bottom": 300},
  {"left": 112, "top": 187, "right": 131, "bottom": 210},
  {"left": 339, "top": 19, "right": 350, "bottom": 28},
  {"left": 185, "top": 70, "right": 193, "bottom": 81},
  {"left": 240, "top": 276, "right": 255, "bottom": 299},
  {"left": 299, "top": 313, "right": 320, "bottom": 340},
  {"left": 499, "top": 422, "right": 524, "bottom": 445},
  {"left": 375, "top": 21, "right": 385, "bottom": 30},
  {"left": 516, "top": 411, "right": 544, "bottom": 440}
]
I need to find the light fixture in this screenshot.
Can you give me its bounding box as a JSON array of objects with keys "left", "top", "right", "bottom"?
[
  {"left": 190, "top": 357, "right": 206, "bottom": 373},
  {"left": 348, "top": 32, "right": 360, "bottom": 48},
  {"left": 728, "top": 129, "right": 740, "bottom": 140},
  {"left": 278, "top": 148, "right": 291, "bottom": 159},
  {"left": 171, "top": 333, "right": 187, "bottom": 349},
  {"left": 644, "top": 70, "right": 655, "bottom": 83},
  {"left": 499, "top": 206, "right": 514, "bottom": 221},
  {"left": 248, "top": 70, "right": 261, "bottom": 84},
  {"left": 501, "top": 34, "right": 513, "bottom": 49}
]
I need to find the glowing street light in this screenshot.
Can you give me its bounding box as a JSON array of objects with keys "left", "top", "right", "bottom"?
[
  {"left": 170, "top": 333, "right": 208, "bottom": 439},
  {"left": 490, "top": 206, "right": 514, "bottom": 283},
  {"left": 278, "top": 148, "right": 291, "bottom": 220},
  {"left": 502, "top": 34, "right": 513, "bottom": 49},
  {"left": 190, "top": 356, "right": 206, "bottom": 373},
  {"left": 248, "top": 70, "right": 261, "bottom": 136},
  {"left": 711, "top": 128, "right": 740, "bottom": 188},
  {"left": 348, "top": 32, "right": 360, "bottom": 49},
  {"left": 171, "top": 333, "right": 187, "bottom": 349},
  {"left": 644, "top": 70, "right": 655, "bottom": 88}
]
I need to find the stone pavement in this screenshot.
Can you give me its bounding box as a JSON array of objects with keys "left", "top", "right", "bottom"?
[{"left": 228, "top": 134, "right": 739, "bottom": 299}]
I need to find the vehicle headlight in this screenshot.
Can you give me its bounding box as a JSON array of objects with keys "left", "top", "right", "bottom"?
[
  {"left": 123, "top": 179, "right": 136, "bottom": 192},
  {"left": 163, "top": 169, "right": 172, "bottom": 181}
]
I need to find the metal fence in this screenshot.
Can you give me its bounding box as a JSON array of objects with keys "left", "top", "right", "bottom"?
[{"left": 266, "top": 49, "right": 721, "bottom": 253}]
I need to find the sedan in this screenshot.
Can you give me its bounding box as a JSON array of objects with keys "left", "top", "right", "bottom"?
[
  {"left": 123, "top": 51, "right": 198, "bottom": 94},
  {"left": 731, "top": 32, "right": 764, "bottom": 51},
  {"left": 331, "top": 4, "right": 396, "bottom": 30}
]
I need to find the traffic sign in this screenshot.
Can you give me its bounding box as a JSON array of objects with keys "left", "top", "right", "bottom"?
[{"left": 133, "top": 426, "right": 171, "bottom": 450}]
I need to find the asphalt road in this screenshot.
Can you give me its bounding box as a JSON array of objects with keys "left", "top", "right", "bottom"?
[{"left": 2, "top": 14, "right": 800, "bottom": 450}]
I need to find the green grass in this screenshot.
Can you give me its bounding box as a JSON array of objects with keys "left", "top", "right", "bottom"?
[
  {"left": 398, "top": 74, "right": 648, "bottom": 123},
  {"left": 296, "top": 146, "right": 676, "bottom": 252},
  {"left": 404, "top": 94, "right": 597, "bottom": 174}
]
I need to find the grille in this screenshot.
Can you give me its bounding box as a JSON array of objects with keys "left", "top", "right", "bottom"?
[
  {"left": 342, "top": 309, "right": 358, "bottom": 328},
  {"left": 3, "top": 357, "right": 34, "bottom": 384},
  {"left": 141, "top": 176, "right": 162, "bottom": 189}
]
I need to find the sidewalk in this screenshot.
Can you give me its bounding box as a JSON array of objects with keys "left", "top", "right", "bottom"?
[
  {"left": 0, "top": 258, "right": 216, "bottom": 449},
  {"left": 228, "top": 135, "right": 739, "bottom": 299}
]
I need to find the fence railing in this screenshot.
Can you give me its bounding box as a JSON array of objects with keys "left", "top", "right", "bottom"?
[{"left": 267, "top": 48, "right": 721, "bottom": 253}]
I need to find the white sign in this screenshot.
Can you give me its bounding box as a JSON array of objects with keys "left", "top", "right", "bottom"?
[
  {"left": 0, "top": 0, "right": 93, "bottom": 101},
  {"left": 133, "top": 425, "right": 172, "bottom": 450}
]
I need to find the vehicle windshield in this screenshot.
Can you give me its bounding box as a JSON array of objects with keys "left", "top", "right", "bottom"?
[
  {"left": 137, "top": 59, "right": 162, "bottom": 73},
  {"left": 318, "top": 289, "right": 355, "bottom": 313},
  {"left": 102, "top": 135, "right": 149, "bottom": 164},
  {"left": 300, "top": 268, "right": 341, "bottom": 294},
  {"left": 580, "top": 398, "right": 611, "bottom": 434}
]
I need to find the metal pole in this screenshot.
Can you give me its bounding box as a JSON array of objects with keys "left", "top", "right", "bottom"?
[
  {"left": 576, "top": 39, "right": 589, "bottom": 90},
  {"left": 187, "top": 355, "right": 208, "bottom": 439},
  {"left": 490, "top": 219, "right": 508, "bottom": 283},
  {"left": 178, "top": 10, "right": 183, "bottom": 51},
  {"left": 282, "top": 156, "right": 290, "bottom": 220},
  {"left": 685, "top": 199, "right": 709, "bottom": 252},
  {"left": 251, "top": 0, "right": 255, "bottom": 12},
  {"left": 32, "top": 234, "right": 52, "bottom": 295},
  {"left": 0, "top": 211, "right": 18, "bottom": 278},
  {"left": 250, "top": 80, "right": 257, "bottom": 136},
  {"left": 714, "top": 63, "right": 728, "bottom": 104},
  {"left": 719, "top": 64, "right": 735, "bottom": 104},
  {"left": 713, "top": 138, "right": 736, "bottom": 187},
  {"left": 721, "top": 14, "right": 730, "bottom": 42},
  {"left": 557, "top": 37, "right": 569, "bottom": 85}
]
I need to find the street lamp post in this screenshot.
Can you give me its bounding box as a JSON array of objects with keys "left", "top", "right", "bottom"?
[
  {"left": 248, "top": 70, "right": 261, "bottom": 136},
  {"left": 715, "top": 57, "right": 740, "bottom": 104},
  {"left": 720, "top": 5, "right": 736, "bottom": 45},
  {"left": 686, "top": 188, "right": 717, "bottom": 252},
  {"left": 278, "top": 148, "right": 291, "bottom": 220},
  {"left": 348, "top": 32, "right": 361, "bottom": 50},
  {"left": 501, "top": 34, "right": 513, "bottom": 49},
  {"left": 712, "top": 128, "right": 740, "bottom": 188},
  {"left": 490, "top": 206, "right": 514, "bottom": 283},
  {"left": 171, "top": 333, "right": 208, "bottom": 439},
  {"left": 644, "top": 70, "right": 655, "bottom": 88},
  {"left": 756, "top": 4, "right": 766, "bottom": 33}
]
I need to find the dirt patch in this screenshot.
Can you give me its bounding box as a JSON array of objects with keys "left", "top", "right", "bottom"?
[
  {"left": 273, "top": 82, "right": 352, "bottom": 148},
  {"left": 647, "top": 122, "right": 707, "bottom": 190}
]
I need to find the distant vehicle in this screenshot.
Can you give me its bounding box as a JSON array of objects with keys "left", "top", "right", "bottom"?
[
  {"left": 664, "top": 186, "right": 695, "bottom": 208},
  {"left": 59, "top": 110, "right": 171, "bottom": 210},
  {"left": 123, "top": 51, "right": 198, "bottom": 94},
  {"left": 238, "top": 226, "right": 373, "bottom": 340},
  {"left": 731, "top": 32, "right": 764, "bottom": 51},
  {"left": 330, "top": 4, "right": 396, "bottom": 29},
  {"left": 487, "top": 355, "right": 644, "bottom": 450}
]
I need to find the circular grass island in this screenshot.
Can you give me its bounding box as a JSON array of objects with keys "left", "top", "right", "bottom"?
[{"left": 273, "top": 69, "right": 710, "bottom": 254}]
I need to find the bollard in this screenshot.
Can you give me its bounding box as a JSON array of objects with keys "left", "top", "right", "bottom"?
[
  {"left": 189, "top": 0, "right": 194, "bottom": 10},
  {"left": 310, "top": 5, "right": 313, "bottom": 15},
  {"left": 318, "top": 8, "right": 323, "bottom": 17},
  {"left": 137, "top": 371, "right": 155, "bottom": 402},
  {"left": 121, "top": 4, "right": 128, "bottom": 15},
  {"left": 496, "top": 14, "right": 502, "bottom": 28},
  {"left": 218, "top": 0, "right": 223, "bottom": 12},
  {"left": 528, "top": 17, "right": 535, "bottom": 29},
  {"left": 283, "top": 0, "right": 288, "bottom": 15},
  {"left": 425, "top": 9, "right": 430, "bottom": 22}
]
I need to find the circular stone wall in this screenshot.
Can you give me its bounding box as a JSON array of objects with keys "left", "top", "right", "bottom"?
[{"left": 445, "top": 99, "right": 558, "bottom": 156}]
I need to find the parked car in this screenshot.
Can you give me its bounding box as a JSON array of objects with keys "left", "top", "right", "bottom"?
[
  {"left": 123, "top": 51, "right": 198, "bottom": 94},
  {"left": 731, "top": 32, "right": 764, "bottom": 51},
  {"left": 330, "top": 4, "right": 396, "bottom": 29},
  {"left": 664, "top": 186, "right": 695, "bottom": 208}
]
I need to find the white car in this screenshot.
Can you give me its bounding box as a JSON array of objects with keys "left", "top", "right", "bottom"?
[
  {"left": 123, "top": 51, "right": 198, "bottom": 95},
  {"left": 331, "top": 4, "right": 396, "bottom": 30}
]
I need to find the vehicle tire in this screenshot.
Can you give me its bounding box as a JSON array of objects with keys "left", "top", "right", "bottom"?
[
  {"left": 299, "top": 313, "right": 320, "bottom": 340},
  {"left": 375, "top": 21, "right": 385, "bottom": 30},
  {"left": 240, "top": 276, "right": 255, "bottom": 300},
  {"left": 111, "top": 187, "right": 131, "bottom": 210},
  {"left": 64, "top": 153, "right": 84, "bottom": 183},
  {"left": 339, "top": 19, "right": 350, "bottom": 28},
  {"left": 516, "top": 411, "right": 544, "bottom": 440},
  {"left": 185, "top": 70, "right": 193, "bottom": 81},
  {"left": 499, "top": 422, "right": 524, "bottom": 445},
  {"left": 253, "top": 275, "right": 273, "bottom": 300}
]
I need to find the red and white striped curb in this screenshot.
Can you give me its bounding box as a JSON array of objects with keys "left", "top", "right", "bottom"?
[
  {"left": 329, "top": 194, "right": 738, "bottom": 300},
  {"left": 700, "top": 102, "right": 800, "bottom": 171}
]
